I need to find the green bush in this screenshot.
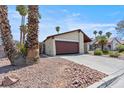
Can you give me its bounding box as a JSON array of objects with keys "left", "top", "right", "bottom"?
[
  {"left": 102, "top": 50, "right": 109, "bottom": 55},
  {"left": 109, "top": 51, "right": 120, "bottom": 58},
  {"left": 16, "top": 43, "right": 27, "bottom": 56},
  {"left": 117, "top": 45, "right": 124, "bottom": 52},
  {"left": 20, "top": 45, "right": 27, "bottom": 56},
  {"left": 94, "top": 49, "right": 103, "bottom": 56}
]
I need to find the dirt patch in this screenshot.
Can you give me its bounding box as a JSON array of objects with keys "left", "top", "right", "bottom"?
[{"left": 0, "top": 57, "right": 107, "bottom": 88}]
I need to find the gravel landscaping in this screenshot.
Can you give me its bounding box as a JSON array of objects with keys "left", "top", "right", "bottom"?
[{"left": 0, "top": 57, "right": 107, "bottom": 88}]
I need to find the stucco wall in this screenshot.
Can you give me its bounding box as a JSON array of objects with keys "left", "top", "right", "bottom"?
[
  {"left": 79, "top": 32, "right": 84, "bottom": 54},
  {"left": 84, "top": 43, "right": 88, "bottom": 53},
  {"left": 55, "top": 31, "right": 79, "bottom": 42},
  {"left": 111, "top": 39, "right": 120, "bottom": 50},
  {"left": 44, "top": 38, "right": 56, "bottom": 56}
]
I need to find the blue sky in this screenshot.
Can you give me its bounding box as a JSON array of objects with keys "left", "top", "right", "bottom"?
[{"left": 8, "top": 5, "right": 124, "bottom": 42}]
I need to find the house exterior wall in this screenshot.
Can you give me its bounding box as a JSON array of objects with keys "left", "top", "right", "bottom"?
[
  {"left": 111, "top": 39, "right": 120, "bottom": 50},
  {"left": 79, "top": 31, "right": 84, "bottom": 54},
  {"left": 55, "top": 31, "right": 79, "bottom": 42},
  {"left": 106, "top": 39, "right": 120, "bottom": 50},
  {"left": 84, "top": 43, "right": 89, "bottom": 53},
  {"left": 44, "top": 38, "right": 56, "bottom": 56},
  {"left": 44, "top": 31, "right": 85, "bottom": 56}
]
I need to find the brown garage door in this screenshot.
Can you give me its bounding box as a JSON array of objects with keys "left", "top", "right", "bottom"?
[{"left": 55, "top": 41, "right": 79, "bottom": 55}]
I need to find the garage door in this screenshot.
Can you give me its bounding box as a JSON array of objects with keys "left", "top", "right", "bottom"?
[{"left": 55, "top": 41, "right": 79, "bottom": 55}]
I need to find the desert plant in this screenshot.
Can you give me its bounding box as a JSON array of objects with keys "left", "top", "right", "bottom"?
[
  {"left": 56, "top": 26, "right": 60, "bottom": 34},
  {"left": 98, "top": 35, "right": 108, "bottom": 51},
  {"left": 106, "top": 32, "right": 112, "bottom": 38},
  {"left": 93, "top": 30, "right": 97, "bottom": 37},
  {"left": 109, "top": 51, "right": 120, "bottom": 58},
  {"left": 94, "top": 49, "right": 103, "bottom": 55},
  {"left": 102, "top": 50, "right": 109, "bottom": 55},
  {"left": 117, "top": 44, "right": 124, "bottom": 52},
  {"left": 16, "top": 43, "right": 27, "bottom": 56},
  {"left": 98, "top": 31, "right": 103, "bottom": 36},
  {"left": 16, "top": 5, "right": 28, "bottom": 45},
  {"left": 20, "top": 44, "right": 27, "bottom": 56}
]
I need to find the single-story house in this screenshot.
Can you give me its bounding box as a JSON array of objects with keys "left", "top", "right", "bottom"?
[
  {"left": 42, "top": 29, "right": 91, "bottom": 56},
  {"left": 106, "top": 38, "right": 121, "bottom": 50},
  {"left": 89, "top": 37, "right": 121, "bottom": 51}
]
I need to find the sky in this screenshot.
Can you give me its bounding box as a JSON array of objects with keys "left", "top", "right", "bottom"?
[{"left": 8, "top": 5, "right": 124, "bottom": 42}]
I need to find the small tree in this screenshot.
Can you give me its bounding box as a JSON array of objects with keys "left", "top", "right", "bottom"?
[
  {"left": 93, "top": 30, "right": 97, "bottom": 38},
  {"left": 115, "top": 20, "right": 124, "bottom": 39},
  {"left": 56, "top": 26, "right": 60, "bottom": 34},
  {"left": 98, "top": 35, "right": 108, "bottom": 51},
  {"left": 106, "top": 32, "right": 112, "bottom": 38},
  {"left": 98, "top": 30, "right": 103, "bottom": 36}
]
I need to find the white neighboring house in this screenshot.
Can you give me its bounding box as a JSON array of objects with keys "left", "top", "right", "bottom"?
[
  {"left": 105, "top": 38, "right": 121, "bottom": 50},
  {"left": 89, "top": 37, "right": 121, "bottom": 51}
]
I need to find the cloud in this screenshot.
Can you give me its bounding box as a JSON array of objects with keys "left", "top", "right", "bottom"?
[
  {"left": 72, "top": 13, "right": 81, "bottom": 17},
  {"left": 47, "top": 9, "right": 69, "bottom": 14},
  {"left": 64, "top": 20, "right": 117, "bottom": 38}
]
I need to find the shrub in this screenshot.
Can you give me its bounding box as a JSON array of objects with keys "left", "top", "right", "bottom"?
[
  {"left": 20, "top": 46, "right": 27, "bottom": 56},
  {"left": 16, "top": 43, "right": 27, "bottom": 56},
  {"left": 117, "top": 45, "right": 124, "bottom": 52},
  {"left": 94, "top": 49, "right": 103, "bottom": 56},
  {"left": 102, "top": 50, "right": 109, "bottom": 55},
  {"left": 109, "top": 51, "right": 120, "bottom": 58}
]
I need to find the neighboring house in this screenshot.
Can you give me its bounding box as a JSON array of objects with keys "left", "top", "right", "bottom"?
[
  {"left": 120, "top": 40, "right": 124, "bottom": 45},
  {"left": 106, "top": 38, "right": 121, "bottom": 50},
  {"left": 89, "top": 37, "right": 121, "bottom": 51},
  {"left": 42, "top": 29, "right": 91, "bottom": 56},
  {"left": 89, "top": 38, "right": 97, "bottom": 50}
]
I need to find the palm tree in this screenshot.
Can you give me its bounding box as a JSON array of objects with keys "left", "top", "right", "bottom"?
[
  {"left": 98, "top": 35, "right": 108, "bottom": 51},
  {"left": 16, "top": 5, "right": 28, "bottom": 45},
  {"left": 26, "top": 5, "right": 40, "bottom": 64},
  {"left": 93, "top": 30, "right": 97, "bottom": 38},
  {"left": 0, "top": 5, "right": 25, "bottom": 65},
  {"left": 56, "top": 26, "right": 60, "bottom": 34},
  {"left": 106, "top": 32, "right": 112, "bottom": 38},
  {"left": 98, "top": 30, "right": 103, "bottom": 36}
]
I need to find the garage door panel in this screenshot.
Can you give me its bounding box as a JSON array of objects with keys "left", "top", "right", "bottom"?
[{"left": 55, "top": 41, "right": 79, "bottom": 55}]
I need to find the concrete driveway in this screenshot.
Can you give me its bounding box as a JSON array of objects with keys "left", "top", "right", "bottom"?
[{"left": 60, "top": 54, "right": 124, "bottom": 75}]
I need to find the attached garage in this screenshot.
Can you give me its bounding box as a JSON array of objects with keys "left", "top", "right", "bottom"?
[
  {"left": 43, "top": 29, "right": 91, "bottom": 56},
  {"left": 55, "top": 41, "right": 79, "bottom": 55}
]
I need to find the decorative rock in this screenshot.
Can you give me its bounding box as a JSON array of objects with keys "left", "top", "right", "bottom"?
[
  {"left": 72, "top": 80, "right": 82, "bottom": 88},
  {"left": 2, "top": 74, "right": 19, "bottom": 86}
]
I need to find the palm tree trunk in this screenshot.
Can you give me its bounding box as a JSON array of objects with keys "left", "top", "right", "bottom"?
[
  {"left": 26, "top": 5, "right": 40, "bottom": 64},
  {"left": 101, "top": 45, "right": 104, "bottom": 51},
  {"left": 22, "top": 16, "right": 26, "bottom": 44},
  {"left": 0, "top": 5, "right": 26, "bottom": 65},
  {"left": 20, "top": 16, "right": 24, "bottom": 45},
  {"left": 23, "top": 33, "right": 25, "bottom": 44}
]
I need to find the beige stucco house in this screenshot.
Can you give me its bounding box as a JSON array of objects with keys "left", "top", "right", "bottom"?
[{"left": 43, "top": 29, "right": 91, "bottom": 56}]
